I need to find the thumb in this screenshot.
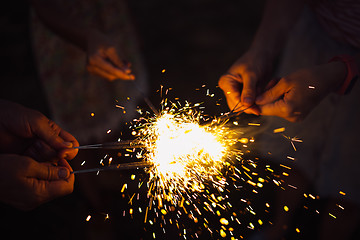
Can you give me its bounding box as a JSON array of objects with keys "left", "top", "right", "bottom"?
[
  {"left": 241, "top": 73, "right": 257, "bottom": 107},
  {"left": 31, "top": 115, "right": 73, "bottom": 150},
  {"left": 255, "top": 78, "right": 290, "bottom": 105},
  {"left": 29, "top": 161, "right": 70, "bottom": 181}
]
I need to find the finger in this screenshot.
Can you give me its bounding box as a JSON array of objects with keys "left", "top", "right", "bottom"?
[
  {"left": 58, "top": 148, "right": 78, "bottom": 161},
  {"left": 264, "top": 77, "right": 281, "bottom": 91},
  {"left": 258, "top": 99, "right": 287, "bottom": 116},
  {"left": 47, "top": 159, "right": 74, "bottom": 197},
  {"left": 255, "top": 78, "right": 290, "bottom": 105},
  {"left": 24, "top": 139, "right": 58, "bottom": 162},
  {"left": 58, "top": 158, "right": 73, "bottom": 172},
  {"left": 87, "top": 65, "right": 117, "bottom": 80},
  {"left": 29, "top": 161, "right": 70, "bottom": 180},
  {"left": 243, "top": 105, "right": 261, "bottom": 116},
  {"left": 218, "top": 74, "right": 242, "bottom": 111},
  {"left": 106, "top": 48, "right": 132, "bottom": 74},
  {"left": 31, "top": 116, "right": 73, "bottom": 150},
  {"left": 87, "top": 64, "right": 134, "bottom": 81},
  {"left": 258, "top": 98, "right": 300, "bottom": 122},
  {"left": 39, "top": 177, "right": 74, "bottom": 201},
  {"left": 89, "top": 56, "right": 134, "bottom": 80},
  {"left": 29, "top": 172, "right": 74, "bottom": 204},
  {"left": 241, "top": 72, "right": 257, "bottom": 107},
  {"left": 58, "top": 130, "right": 79, "bottom": 160}
]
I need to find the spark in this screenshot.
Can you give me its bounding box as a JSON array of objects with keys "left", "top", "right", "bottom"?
[
  {"left": 288, "top": 184, "right": 298, "bottom": 189},
  {"left": 337, "top": 204, "right": 344, "bottom": 210},
  {"left": 220, "top": 218, "right": 229, "bottom": 225},
  {"left": 248, "top": 123, "right": 260, "bottom": 126},
  {"left": 273, "top": 127, "right": 285, "bottom": 133},
  {"left": 121, "top": 183, "right": 127, "bottom": 193},
  {"left": 287, "top": 156, "right": 295, "bottom": 161},
  {"left": 279, "top": 164, "right": 291, "bottom": 170}
]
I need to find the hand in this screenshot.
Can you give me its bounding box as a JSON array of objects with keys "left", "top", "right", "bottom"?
[
  {"left": 255, "top": 62, "right": 347, "bottom": 122},
  {"left": 0, "top": 154, "right": 74, "bottom": 210},
  {"left": 0, "top": 100, "right": 79, "bottom": 161},
  {"left": 86, "top": 29, "right": 135, "bottom": 81},
  {"left": 218, "top": 50, "right": 274, "bottom": 115}
]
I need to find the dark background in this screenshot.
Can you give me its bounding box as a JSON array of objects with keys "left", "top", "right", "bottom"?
[{"left": 1, "top": 1, "right": 333, "bottom": 239}]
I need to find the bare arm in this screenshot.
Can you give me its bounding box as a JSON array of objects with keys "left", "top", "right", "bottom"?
[
  {"left": 256, "top": 53, "right": 360, "bottom": 121},
  {"left": 219, "top": 0, "right": 305, "bottom": 114},
  {"left": 30, "top": 0, "right": 89, "bottom": 50},
  {"left": 30, "top": 0, "right": 134, "bottom": 81},
  {"left": 250, "top": 0, "right": 305, "bottom": 59}
]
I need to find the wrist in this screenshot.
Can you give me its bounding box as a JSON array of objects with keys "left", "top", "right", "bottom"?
[
  {"left": 329, "top": 55, "right": 359, "bottom": 95},
  {"left": 248, "top": 41, "right": 279, "bottom": 62}
]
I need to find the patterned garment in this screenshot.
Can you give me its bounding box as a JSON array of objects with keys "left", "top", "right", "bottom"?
[
  {"left": 257, "top": 6, "right": 360, "bottom": 203},
  {"left": 312, "top": 0, "right": 360, "bottom": 48},
  {"left": 30, "top": 0, "right": 148, "bottom": 143}
]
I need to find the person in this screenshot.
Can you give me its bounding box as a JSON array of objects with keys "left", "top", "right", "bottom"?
[
  {"left": 30, "top": 0, "right": 148, "bottom": 143},
  {"left": 219, "top": 0, "right": 360, "bottom": 239},
  {"left": 219, "top": 0, "right": 359, "bottom": 120},
  {"left": 29, "top": 0, "right": 148, "bottom": 223},
  {"left": 0, "top": 100, "right": 79, "bottom": 210}
]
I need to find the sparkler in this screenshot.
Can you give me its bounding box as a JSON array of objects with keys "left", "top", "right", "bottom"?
[
  {"left": 78, "top": 84, "right": 340, "bottom": 239},
  {"left": 71, "top": 161, "right": 152, "bottom": 174},
  {"left": 74, "top": 103, "right": 252, "bottom": 176},
  {"left": 74, "top": 140, "right": 144, "bottom": 150},
  {"left": 75, "top": 91, "right": 276, "bottom": 238}
]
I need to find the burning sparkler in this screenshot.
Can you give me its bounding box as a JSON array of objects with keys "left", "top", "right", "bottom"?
[
  {"left": 76, "top": 83, "right": 330, "bottom": 239},
  {"left": 138, "top": 106, "right": 238, "bottom": 206}
]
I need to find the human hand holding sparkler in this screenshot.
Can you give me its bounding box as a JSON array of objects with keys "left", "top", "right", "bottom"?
[
  {"left": 0, "top": 100, "right": 78, "bottom": 209},
  {"left": 0, "top": 156, "right": 74, "bottom": 210},
  {"left": 219, "top": 0, "right": 304, "bottom": 116},
  {"left": 218, "top": 50, "right": 273, "bottom": 115},
  {"left": 0, "top": 100, "right": 79, "bottom": 160},
  {"left": 255, "top": 61, "right": 350, "bottom": 122}
]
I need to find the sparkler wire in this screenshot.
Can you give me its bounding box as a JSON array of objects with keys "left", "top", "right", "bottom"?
[
  {"left": 71, "top": 161, "right": 153, "bottom": 174},
  {"left": 74, "top": 140, "right": 144, "bottom": 150},
  {"left": 75, "top": 103, "right": 255, "bottom": 150}
]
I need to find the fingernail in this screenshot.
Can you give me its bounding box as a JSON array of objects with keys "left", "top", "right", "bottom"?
[
  {"left": 63, "top": 141, "right": 73, "bottom": 148},
  {"left": 58, "top": 168, "right": 70, "bottom": 179}
]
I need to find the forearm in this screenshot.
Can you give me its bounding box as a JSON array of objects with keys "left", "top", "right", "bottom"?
[
  {"left": 30, "top": 0, "right": 92, "bottom": 51},
  {"left": 331, "top": 53, "right": 360, "bottom": 93},
  {"left": 250, "top": 0, "right": 305, "bottom": 59}
]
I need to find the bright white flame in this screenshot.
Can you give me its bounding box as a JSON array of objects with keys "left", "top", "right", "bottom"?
[
  {"left": 148, "top": 114, "right": 225, "bottom": 178},
  {"left": 141, "top": 112, "right": 232, "bottom": 202}
]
